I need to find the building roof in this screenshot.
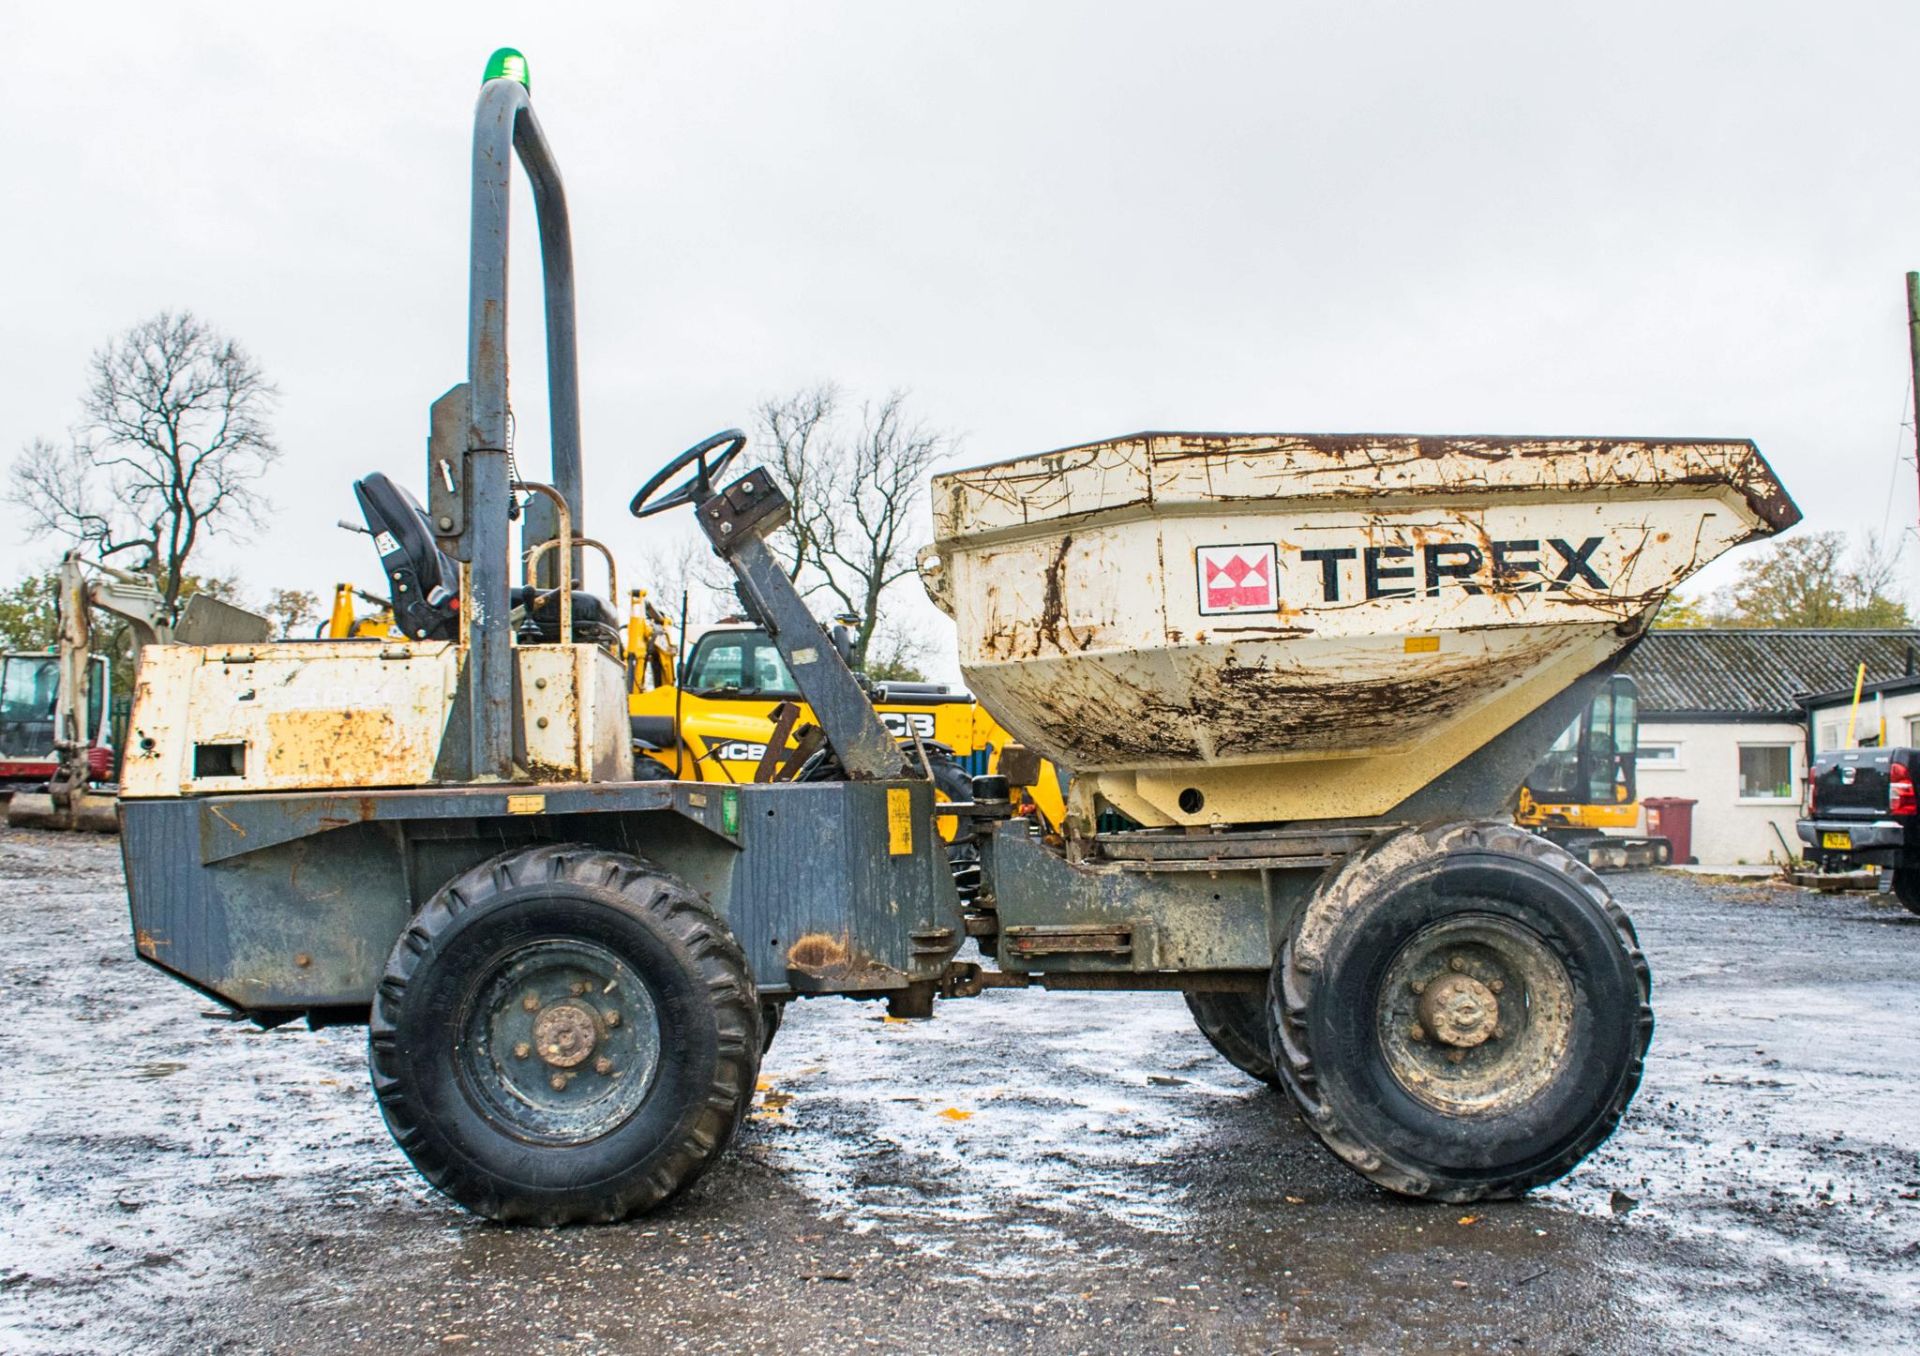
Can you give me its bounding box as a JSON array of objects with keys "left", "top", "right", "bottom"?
[
  {"left": 1621, "top": 630, "right": 1920, "bottom": 720},
  {"left": 1800, "top": 671, "right": 1920, "bottom": 709}
]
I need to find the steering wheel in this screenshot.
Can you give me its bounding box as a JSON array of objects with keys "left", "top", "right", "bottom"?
[{"left": 629, "top": 429, "right": 748, "bottom": 518}]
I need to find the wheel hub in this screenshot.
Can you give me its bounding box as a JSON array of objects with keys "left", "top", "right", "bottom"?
[
  {"left": 532, "top": 1000, "right": 599, "bottom": 1068},
  {"left": 459, "top": 939, "right": 663, "bottom": 1142},
  {"left": 1377, "top": 915, "right": 1575, "bottom": 1116},
  {"left": 1417, "top": 973, "right": 1498, "bottom": 1048}
]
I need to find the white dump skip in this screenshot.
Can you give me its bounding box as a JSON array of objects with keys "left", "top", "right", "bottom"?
[{"left": 923, "top": 433, "right": 1797, "bottom": 826}]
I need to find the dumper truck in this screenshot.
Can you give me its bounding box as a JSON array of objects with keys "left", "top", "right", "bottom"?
[{"left": 113, "top": 50, "right": 1798, "bottom": 1223}]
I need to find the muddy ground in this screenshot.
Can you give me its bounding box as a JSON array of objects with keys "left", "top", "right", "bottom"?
[{"left": 0, "top": 828, "right": 1915, "bottom": 1354}]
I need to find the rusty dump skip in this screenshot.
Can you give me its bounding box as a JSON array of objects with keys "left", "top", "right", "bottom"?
[{"left": 920, "top": 432, "right": 1797, "bottom": 827}]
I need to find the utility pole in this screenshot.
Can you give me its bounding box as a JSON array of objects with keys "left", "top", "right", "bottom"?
[{"left": 1907, "top": 272, "right": 1920, "bottom": 521}]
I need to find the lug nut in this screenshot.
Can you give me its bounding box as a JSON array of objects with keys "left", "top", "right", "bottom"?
[
  {"left": 1447, "top": 1050, "right": 1466, "bottom": 1064},
  {"left": 594, "top": 1056, "right": 614, "bottom": 1076},
  {"left": 1409, "top": 980, "right": 1426, "bottom": 996},
  {"left": 571, "top": 981, "right": 589, "bottom": 997},
  {"left": 603, "top": 1010, "right": 621, "bottom": 1028},
  {"left": 1493, "top": 1025, "right": 1507, "bottom": 1040},
  {"left": 522, "top": 993, "right": 541, "bottom": 1012},
  {"left": 1489, "top": 979, "right": 1505, "bottom": 994},
  {"left": 1449, "top": 956, "right": 1467, "bottom": 973},
  {"left": 513, "top": 1042, "right": 531, "bottom": 1060},
  {"left": 549, "top": 1074, "right": 568, "bottom": 1092},
  {"left": 1409, "top": 1024, "right": 1426, "bottom": 1042}
]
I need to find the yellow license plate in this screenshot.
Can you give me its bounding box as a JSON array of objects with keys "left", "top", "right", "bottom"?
[{"left": 1821, "top": 831, "right": 1851, "bottom": 851}]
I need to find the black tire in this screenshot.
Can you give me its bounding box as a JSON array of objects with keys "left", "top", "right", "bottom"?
[
  {"left": 1270, "top": 820, "right": 1652, "bottom": 1203},
  {"left": 369, "top": 843, "right": 760, "bottom": 1224},
  {"left": 760, "top": 999, "right": 784, "bottom": 1053},
  {"left": 1893, "top": 869, "right": 1920, "bottom": 916},
  {"left": 927, "top": 754, "right": 983, "bottom": 905},
  {"left": 1183, "top": 990, "right": 1279, "bottom": 1087},
  {"left": 630, "top": 754, "right": 677, "bottom": 781}
]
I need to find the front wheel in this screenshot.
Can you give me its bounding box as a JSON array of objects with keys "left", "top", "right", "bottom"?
[
  {"left": 1271, "top": 821, "right": 1652, "bottom": 1203},
  {"left": 1892, "top": 868, "right": 1920, "bottom": 916},
  {"left": 369, "top": 844, "right": 760, "bottom": 1224},
  {"left": 1183, "top": 990, "right": 1278, "bottom": 1086}
]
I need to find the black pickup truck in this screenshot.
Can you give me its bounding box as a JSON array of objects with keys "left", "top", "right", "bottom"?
[{"left": 1797, "top": 746, "right": 1920, "bottom": 913}]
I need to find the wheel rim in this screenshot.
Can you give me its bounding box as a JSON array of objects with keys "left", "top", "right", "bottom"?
[
  {"left": 458, "top": 939, "right": 664, "bottom": 1143},
  {"left": 1375, "top": 913, "right": 1575, "bottom": 1117}
]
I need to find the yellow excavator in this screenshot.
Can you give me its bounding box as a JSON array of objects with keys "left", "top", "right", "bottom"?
[
  {"left": 323, "top": 583, "right": 399, "bottom": 639},
  {"left": 625, "top": 590, "right": 1067, "bottom": 830},
  {"left": 1514, "top": 674, "right": 1669, "bottom": 870}
]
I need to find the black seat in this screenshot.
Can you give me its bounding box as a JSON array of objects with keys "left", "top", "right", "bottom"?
[
  {"left": 510, "top": 586, "right": 622, "bottom": 647},
  {"left": 352, "top": 473, "right": 461, "bottom": 641}
]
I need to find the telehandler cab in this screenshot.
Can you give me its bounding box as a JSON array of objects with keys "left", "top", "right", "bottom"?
[{"left": 117, "top": 50, "right": 1797, "bottom": 1223}]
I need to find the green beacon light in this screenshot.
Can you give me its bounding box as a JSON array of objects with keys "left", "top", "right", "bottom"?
[{"left": 483, "top": 47, "right": 530, "bottom": 91}]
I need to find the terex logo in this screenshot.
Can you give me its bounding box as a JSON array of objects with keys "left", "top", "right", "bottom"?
[
  {"left": 1194, "top": 535, "right": 1610, "bottom": 613},
  {"left": 1197, "top": 544, "right": 1277, "bottom": 615},
  {"left": 1298, "top": 537, "right": 1608, "bottom": 602}
]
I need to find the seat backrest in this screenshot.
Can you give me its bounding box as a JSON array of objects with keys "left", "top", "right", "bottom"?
[
  {"left": 352, "top": 473, "right": 461, "bottom": 641},
  {"left": 509, "top": 587, "right": 621, "bottom": 647}
]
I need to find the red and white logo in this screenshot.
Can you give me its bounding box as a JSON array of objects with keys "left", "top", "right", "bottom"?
[{"left": 1197, "top": 544, "right": 1278, "bottom": 615}]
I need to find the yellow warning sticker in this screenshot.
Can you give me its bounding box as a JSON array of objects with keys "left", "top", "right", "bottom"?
[
  {"left": 887, "top": 787, "right": 914, "bottom": 855},
  {"left": 505, "top": 793, "right": 546, "bottom": 816},
  {"left": 1404, "top": 635, "right": 1440, "bottom": 654}
]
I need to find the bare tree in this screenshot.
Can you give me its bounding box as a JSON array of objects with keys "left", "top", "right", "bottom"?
[
  {"left": 9, "top": 311, "right": 279, "bottom": 622},
  {"left": 753, "top": 388, "right": 952, "bottom": 669},
  {"left": 754, "top": 384, "right": 839, "bottom": 583}
]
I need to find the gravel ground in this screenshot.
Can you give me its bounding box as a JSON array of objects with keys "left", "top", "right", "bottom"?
[{"left": 1, "top": 828, "right": 1916, "bottom": 1354}]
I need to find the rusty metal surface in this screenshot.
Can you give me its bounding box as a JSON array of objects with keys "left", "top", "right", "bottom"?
[
  {"left": 924, "top": 432, "right": 1796, "bottom": 827},
  {"left": 985, "top": 823, "right": 1316, "bottom": 975},
  {"left": 733, "top": 780, "right": 965, "bottom": 996},
  {"left": 122, "top": 775, "right": 963, "bottom": 1018},
  {"left": 120, "top": 642, "right": 461, "bottom": 799},
  {"left": 932, "top": 432, "right": 1799, "bottom": 540}
]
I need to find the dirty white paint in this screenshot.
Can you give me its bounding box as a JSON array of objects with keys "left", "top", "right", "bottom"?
[
  {"left": 924, "top": 433, "right": 1796, "bottom": 825},
  {"left": 120, "top": 640, "right": 633, "bottom": 798},
  {"left": 515, "top": 644, "right": 634, "bottom": 784},
  {"left": 120, "top": 641, "right": 460, "bottom": 798}
]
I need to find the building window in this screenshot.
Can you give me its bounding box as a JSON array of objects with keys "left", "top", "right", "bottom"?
[
  {"left": 1907, "top": 715, "right": 1920, "bottom": 749},
  {"left": 1737, "top": 744, "right": 1796, "bottom": 802},
  {"left": 1637, "top": 742, "right": 1682, "bottom": 769}
]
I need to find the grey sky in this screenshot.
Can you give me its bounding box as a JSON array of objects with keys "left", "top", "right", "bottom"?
[{"left": 6, "top": 2, "right": 1917, "bottom": 673}]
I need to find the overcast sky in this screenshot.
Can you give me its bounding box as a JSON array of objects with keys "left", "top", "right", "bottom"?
[{"left": 6, "top": 2, "right": 1919, "bottom": 675}]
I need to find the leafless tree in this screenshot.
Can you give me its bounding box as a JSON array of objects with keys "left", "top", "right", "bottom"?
[
  {"left": 9, "top": 312, "right": 279, "bottom": 622},
  {"left": 754, "top": 384, "right": 839, "bottom": 583},
  {"left": 753, "top": 388, "right": 952, "bottom": 669}
]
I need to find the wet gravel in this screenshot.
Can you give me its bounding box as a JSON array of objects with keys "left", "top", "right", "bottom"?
[{"left": 1, "top": 828, "right": 1916, "bottom": 1353}]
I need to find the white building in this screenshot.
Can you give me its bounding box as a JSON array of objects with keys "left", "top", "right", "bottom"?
[{"left": 1618, "top": 630, "right": 1920, "bottom": 866}]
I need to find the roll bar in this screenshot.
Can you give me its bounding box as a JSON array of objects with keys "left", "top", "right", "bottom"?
[{"left": 460, "top": 59, "right": 584, "bottom": 779}]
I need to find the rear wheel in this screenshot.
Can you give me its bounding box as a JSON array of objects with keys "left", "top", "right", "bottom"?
[
  {"left": 1271, "top": 820, "right": 1651, "bottom": 1203},
  {"left": 1893, "top": 868, "right": 1920, "bottom": 916},
  {"left": 1183, "top": 990, "right": 1279, "bottom": 1086},
  {"left": 369, "top": 844, "right": 760, "bottom": 1224}
]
